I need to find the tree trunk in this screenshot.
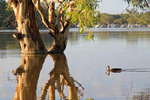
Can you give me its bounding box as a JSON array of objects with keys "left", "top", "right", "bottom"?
[
  {"left": 47, "top": 2, "right": 68, "bottom": 53},
  {"left": 9, "top": 0, "right": 47, "bottom": 54},
  {"left": 48, "top": 28, "right": 69, "bottom": 53},
  {"left": 31, "top": 0, "right": 72, "bottom": 54}
]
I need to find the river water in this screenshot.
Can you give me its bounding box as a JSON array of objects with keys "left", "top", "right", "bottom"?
[{"left": 0, "top": 28, "right": 150, "bottom": 100}]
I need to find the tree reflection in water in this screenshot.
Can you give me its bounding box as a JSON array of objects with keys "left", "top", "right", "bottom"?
[
  {"left": 12, "top": 54, "right": 47, "bottom": 100},
  {"left": 12, "top": 53, "right": 84, "bottom": 100}
]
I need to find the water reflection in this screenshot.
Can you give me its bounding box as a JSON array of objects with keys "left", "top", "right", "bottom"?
[
  {"left": 1, "top": 31, "right": 150, "bottom": 51},
  {"left": 41, "top": 53, "right": 84, "bottom": 100},
  {"left": 13, "top": 54, "right": 47, "bottom": 100},
  {"left": 12, "top": 53, "right": 84, "bottom": 100},
  {"left": 1, "top": 30, "right": 150, "bottom": 99}
]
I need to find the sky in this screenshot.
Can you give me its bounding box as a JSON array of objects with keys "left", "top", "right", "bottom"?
[{"left": 98, "top": 0, "right": 132, "bottom": 14}]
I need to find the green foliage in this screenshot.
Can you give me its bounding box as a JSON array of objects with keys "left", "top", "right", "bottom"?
[
  {"left": 65, "top": 0, "right": 99, "bottom": 33},
  {"left": 124, "top": 0, "right": 150, "bottom": 10},
  {"left": 137, "top": 12, "right": 150, "bottom": 25},
  {"left": 0, "top": 0, "right": 15, "bottom": 28},
  {"left": 100, "top": 13, "right": 114, "bottom": 25},
  {"left": 63, "top": 0, "right": 99, "bottom": 40},
  {"left": 6, "top": 4, "right": 13, "bottom": 14},
  {"left": 95, "top": 9, "right": 150, "bottom": 26},
  {"left": 0, "top": 0, "right": 7, "bottom": 16},
  {"left": 113, "top": 18, "right": 123, "bottom": 24},
  {"left": 1, "top": 0, "right": 150, "bottom": 30},
  {"left": 98, "top": 13, "right": 130, "bottom": 25},
  {"left": 85, "top": 29, "right": 94, "bottom": 40},
  {"left": 125, "top": 8, "right": 150, "bottom": 25},
  {"left": 0, "top": 0, "right": 7, "bottom": 26},
  {"left": 94, "top": 11, "right": 101, "bottom": 24}
]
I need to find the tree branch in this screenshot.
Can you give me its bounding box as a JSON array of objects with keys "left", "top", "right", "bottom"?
[
  {"left": 56, "top": 14, "right": 61, "bottom": 31},
  {"left": 52, "top": 0, "right": 63, "bottom": 4},
  {"left": 61, "top": 20, "right": 71, "bottom": 33},
  {"left": 55, "top": 2, "right": 67, "bottom": 32},
  {"left": 32, "top": 0, "right": 55, "bottom": 32},
  {"left": 48, "top": 2, "right": 55, "bottom": 24},
  {"left": 59, "top": 20, "right": 64, "bottom": 32},
  {"left": 8, "top": 0, "right": 17, "bottom": 8}
]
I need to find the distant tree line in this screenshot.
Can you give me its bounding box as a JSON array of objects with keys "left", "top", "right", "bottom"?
[
  {"left": 94, "top": 8, "right": 150, "bottom": 27},
  {"left": 0, "top": 0, "right": 150, "bottom": 29},
  {"left": 0, "top": 0, "right": 16, "bottom": 29}
]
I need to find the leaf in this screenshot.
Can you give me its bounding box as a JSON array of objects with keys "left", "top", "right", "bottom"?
[{"left": 85, "top": 29, "right": 94, "bottom": 40}]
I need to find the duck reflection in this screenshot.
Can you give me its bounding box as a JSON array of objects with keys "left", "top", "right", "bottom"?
[{"left": 13, "top": 53, "right": 84, "bottom": 100}]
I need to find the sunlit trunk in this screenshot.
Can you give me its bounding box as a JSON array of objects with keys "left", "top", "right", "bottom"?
[
  {"left": 47, "top": 2, "right": 69, "bottom": 53},
  {"left": 13, "top": 54, "right": 47, "bottom": 100},
  {"left": 9, "top": 0, "right": 47, "bottom": 54},
  {"left": 48, "top": 2, "right": 55, "bottom": 24},
  {"left": 48, "top": 29, "right": 69, "bottom": 53},
  {"left": 31, "top": 0, "right": 72, "bottom": 53}
]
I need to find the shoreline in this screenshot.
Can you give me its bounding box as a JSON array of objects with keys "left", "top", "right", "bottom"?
[{"left": 0, "top": 28, "right": 150, "bottom": 33}]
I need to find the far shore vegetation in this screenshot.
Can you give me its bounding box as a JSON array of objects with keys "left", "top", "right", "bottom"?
[{"left": 0, "top": 0, "right": 150, "bottom": 30}]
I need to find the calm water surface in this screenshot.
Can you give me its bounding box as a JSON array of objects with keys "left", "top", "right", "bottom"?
[{"left": 0, "top": 28, "right": 150, "bottom": 100}]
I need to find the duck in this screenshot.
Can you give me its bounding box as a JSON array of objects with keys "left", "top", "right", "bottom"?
[
  {"left": 106, "top": 66, "right": 122, "bottom": 75},
  {"left": 106, "top": 66, "right": 122, "bottom": 73}
]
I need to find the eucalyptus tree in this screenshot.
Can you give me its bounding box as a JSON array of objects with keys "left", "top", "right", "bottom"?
[
  {"left": 8, "top": 0, "right": 98, "bottom": 54},
  {"left": 32, "top": 0, "right": 98, "bottom": 53}
]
